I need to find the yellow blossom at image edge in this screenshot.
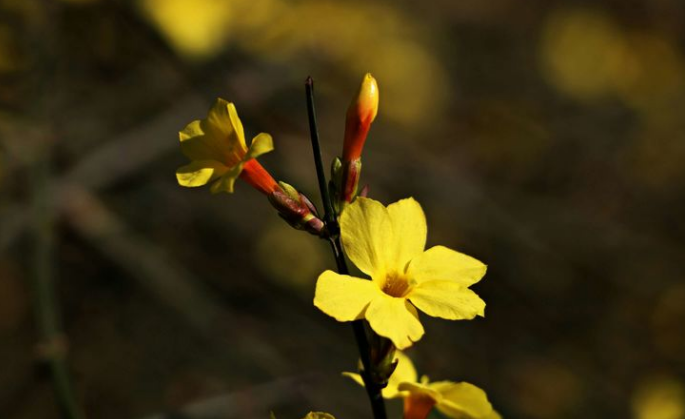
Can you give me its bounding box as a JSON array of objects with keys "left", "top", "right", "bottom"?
[{"left": 345, "top": 352, "right": 500, "bottom": 419}]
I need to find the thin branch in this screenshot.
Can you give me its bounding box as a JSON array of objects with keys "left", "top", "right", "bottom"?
[
  {"left": 305, "top": 77, "right": 387, "bottom": 419},
  {"left": 30, "top": 142, "right": 86, "bottom": 419}
]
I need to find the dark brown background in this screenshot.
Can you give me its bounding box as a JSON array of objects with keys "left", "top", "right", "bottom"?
[{"left": 1, "top": 0, "right": 684, "bottom": 418}]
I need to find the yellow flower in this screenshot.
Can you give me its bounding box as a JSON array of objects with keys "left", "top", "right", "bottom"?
[
  {"left": 345, "top": 352, "right": 499, "bottom": 419},
  {"left": 314, "top": 197, "right": 486, "bottom": 349},
  {"left": 176, "top": 98, "right": 277, "bottom": 194}
]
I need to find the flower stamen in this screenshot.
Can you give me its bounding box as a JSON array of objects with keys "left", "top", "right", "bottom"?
[{"left": 382, "top": 272, "right": 411, "bottom": 298}]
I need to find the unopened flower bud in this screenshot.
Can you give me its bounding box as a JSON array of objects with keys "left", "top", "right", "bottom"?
[
  {"left": 342, "top": 73, "right": 379, "bottom": 162},
  {"left": 341, "top": 158, "right": 362, "bottom": 206},
  {"left": 366, "top": 325, "right": 397, "bottom": 387},
  {"left": 268, "top": 182, "right": 325, "bottom": 237}
]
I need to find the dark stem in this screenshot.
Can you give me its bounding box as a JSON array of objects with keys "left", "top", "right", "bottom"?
[
  {"left": 330, "top": 236, "right": 387, "bottom": 419},
  {"left": 305, "top": 76, "right": 336, "bottom": 226},
  {"left": 305, "top": 77, "right": 387, "bottom": 419}
]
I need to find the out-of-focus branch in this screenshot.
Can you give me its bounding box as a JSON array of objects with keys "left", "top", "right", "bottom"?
[
  {"left": 30, "top": 142, "right": 86, "bottom": 419},
  {"left": 57, "top": 183, "right": 225, "bottom": 334},
  {"left": 56, "top": 183, "right": 290, "bottom": 373},
  {"left": 138, "top": 373, "right": 322, "bottom": 419}
]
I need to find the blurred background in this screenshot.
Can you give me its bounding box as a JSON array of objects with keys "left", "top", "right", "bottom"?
[{"left": 1, "top": 0, "right": 685, "bottom": 418}]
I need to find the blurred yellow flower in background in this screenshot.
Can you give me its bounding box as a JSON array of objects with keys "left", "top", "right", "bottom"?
[
  {"left": 137, "top": 0, "right": 448, "bottom": 128},
  {"left": 176, "top": 98, "right": 277, "bottom": 194},
  {"left": 345, "top": 351, "right": 498, "bottom": 419},
  {"left": 140, "top": 0, "right": 233, "bottom": 59},
  {"left": 632, "top": 375, "right": 685, "bottom": 419},
  {"left": 314, "top": 197, "right": 486, "bottom": 349}
]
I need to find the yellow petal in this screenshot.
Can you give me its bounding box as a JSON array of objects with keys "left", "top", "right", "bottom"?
[
  {"left": 408, "top": 246, "right": 487, "bottom": 287},
  {"left": 408, "top": 280, "right": 485, "bottom": 320},
  {"left": 208, "top": 163, "right": 244, "bottom": 194},
  {"left": 343, "top": 352, "right": 418, "bottom": 399},
  {"left": 430, "top": 382, "right": 493, "bottom": 419},
  {"left": 365, "top": 294, "right": 424, "bottom": 349},
  {"left": 340, "top": 197, "right": 394, "bottom": 277},
  {"left": 387, "top": 198, "right": 427, "bottom": 271},
  {"left": 386, "top": 351, "right": 418, "bottom": 397},
  {"left": 313, "top": 271, "right": 380, "bottom": 322},
  {"left": 342, "top": 372, "right": 365, "bottom": 387},
  {"left": 398, "top": 381, "right": 442, "bottom": 402},
  {"left": 205, "top": 99, "right": 246, "bottom": 149},
  {"left": 176, "top": 160, "right": 228, "bottom": 187},
  {"left": 245, "top": 132, "right": 274, "bottom": 160},
  {"left": 226, "top": 101, "right": 245, "bottom": 145},
  {"left": 302, "top": 412, "right": 336, "bottom": 419},
  {"left": 344, "top": 372, "right": 406, "bottom": 400},
  {"left": 179, "top": 120, "right": 215, "bottom": 161},
  {"left": 180, "top": 99, "right": 247, "bottom": 166}
]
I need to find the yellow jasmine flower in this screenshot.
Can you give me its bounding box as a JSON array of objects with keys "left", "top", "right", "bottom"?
[
  {"left": 346, "top": 352, "right": 499, "bottom": 419},
  {"left": 314, "top": 197, "right": 486, "bottom": 349},
  {"left": 176, "top": 98, "right": 277, "bottom": 194}
]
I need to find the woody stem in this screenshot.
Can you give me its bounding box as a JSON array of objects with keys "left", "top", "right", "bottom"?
[{"left": 305, "top": 77, "right": 387, "bottom": 419}]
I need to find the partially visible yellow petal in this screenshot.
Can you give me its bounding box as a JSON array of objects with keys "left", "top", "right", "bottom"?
[
  {"left": 208, "top": 163, "right": 243, "bottom": 194},
  {"left": 176, "top": 160, "right": 228, "bottom": 187},
  {"left": 342, "top": 372, "right": 365, "bottom": 387},
  {"left": 385, "top": 351, "right": 418, "bottom": 396},
  {"left": 408, "top": 280, "right": 485, "bottom": 320},
  {"left": 226, "top": 101, "right": 245, "bottom": 146},
  {"left": 430, "top": 382, "right": 493, "bottom": 419},
  {"left": 343, "top": 351, "right": 418, "bottom": 399},
  {"left": 340, "top": 197, "right": 394, "bottom": 277},
  {"left": 302, "top": 413, "right": 335, "bottom": 419},
  {"left": 343, "top": 352, "right": 415, "bottom": 399},
  {"left": 245, "top": 132, "right": 274, "bottom": 160},
  {"left": 314, "top": 271, "right": 381, "bottom": 321},
  {"left": 387, "top": 198, "right": 427, "bottom": 271},
  {"left": 408, "top": 246, "right": 487, "bottom": 287},
  {"left": 398, "top": 381, "right": 442, "bottom": 403},
  {"left": 366, "top": 294, "right": 424, "bottom": 349}
]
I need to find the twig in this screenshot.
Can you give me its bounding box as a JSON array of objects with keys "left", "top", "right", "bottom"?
[
  {"left": 30, "top": 142, "right": 86, "bottom": 419},
  {"left": 138, "top": 372, "right": 322, "bottom": 419},
  {"left": 305, "top": 77, "right": 387, "bottom": 419}
]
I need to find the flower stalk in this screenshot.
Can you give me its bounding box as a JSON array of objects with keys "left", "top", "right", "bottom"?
[{"left": 305, "top": 76, "right": 387, "bottom": 419}]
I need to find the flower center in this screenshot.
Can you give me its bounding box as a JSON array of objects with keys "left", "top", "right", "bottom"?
[{"left": 382, "top": 272, "right": 411, "bottom": 298}]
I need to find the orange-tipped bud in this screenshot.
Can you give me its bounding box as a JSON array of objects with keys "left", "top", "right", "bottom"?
[
  {"left": 342, "top": 73, "right": 379, "bottom": 162},
  {"left": 240, "top": 159, "right": 280, "bottom": 195}
]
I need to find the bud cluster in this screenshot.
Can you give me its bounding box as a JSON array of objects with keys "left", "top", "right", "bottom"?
[{"left": 268, "top": 182, "right": 325, "bottom": 237}]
